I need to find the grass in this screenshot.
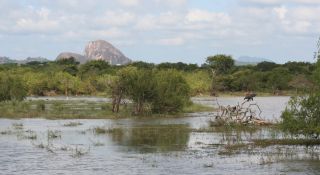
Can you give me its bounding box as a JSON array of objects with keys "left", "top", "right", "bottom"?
[
  {"left": 63, "top": 122, "right": 83, "bottom": 127},
  {"left": 182, "top": 103, "right": 213, "bottom": 113},
  {"left": 12, "top": 122, "right": 24, "bottom": 130},
  {"left": 252, "top": 139, "right": 320, "bottom": 147},
  {"left": 93, "top": 127, "right": 120, "bottom": 134},
  {"left": 47, "top": 130, "right": 61, "bottom": 139},
  {"left": 210, "top": 90, "right": 298, "bottom": 97},
  {"left": 0, "top": 100, "right": 213, "bottom": 119}
]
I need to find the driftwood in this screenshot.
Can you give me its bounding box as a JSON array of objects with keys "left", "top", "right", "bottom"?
[{"left": 214, "top": 99, "right": 272, "bottom": 126}]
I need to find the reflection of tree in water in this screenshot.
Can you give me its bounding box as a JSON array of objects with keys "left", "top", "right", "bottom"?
[{"left": 110, "top": 125, "right": 190, "bottom": 152}]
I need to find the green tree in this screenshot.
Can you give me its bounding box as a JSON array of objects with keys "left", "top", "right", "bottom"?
[
  {"left": 54, "top": 72, "right": 78, "bottom": 96},
  {"left": 0, "top": 73, "right": 27, "bottom": 101},
  {"left": 78, "top": 60, "right": 111, "bottom": 79},
  {"left": 118, "top": 67, "right": 155, "bottom": 115},
  {"left": 256, "top": 61, "right": 279, "bottom": 72},
  {"left": 267, "top": 67, "right": 292, "bottom": 93},
  {"left": 281, "top": 93, "right": 320, "bottom": 138},
  {"left": 152, "top": 70, "right": 190, "bottom": 113},
  {"left": 206, "top": 54, "right": 235, "bottom": 74}
]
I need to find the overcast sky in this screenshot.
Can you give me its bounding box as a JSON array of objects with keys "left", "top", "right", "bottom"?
[{"left": 0, "top": 0, "right": 319, "bottom": 64}]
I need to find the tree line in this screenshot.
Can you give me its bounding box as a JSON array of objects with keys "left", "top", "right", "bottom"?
[{"left": 0, "top": 55, "right": 318, "bottom": 114}]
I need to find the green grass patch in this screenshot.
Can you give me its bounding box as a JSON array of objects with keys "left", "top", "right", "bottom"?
[
  {"left": 0, "top": 100, "right": 213, "bottom": 119},
  {"left": 182, "top": 103, "right": 213, "bottom": 113},
  {"left": 252, "top": 139, "right": 320, "bottom": 147}
]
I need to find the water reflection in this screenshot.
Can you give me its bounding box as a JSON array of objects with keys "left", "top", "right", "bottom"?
[{"left": 109, "top": 125, "right": 190, "bottom": 153}]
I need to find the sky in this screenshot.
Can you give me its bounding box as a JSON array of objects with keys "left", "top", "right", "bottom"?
[{"left": 0, "top": 0, "right": 319, "bottom": 64}]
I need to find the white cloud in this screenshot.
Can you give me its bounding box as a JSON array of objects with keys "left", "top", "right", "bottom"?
[
  {"left": 14, "top": 7, "right": 60, "bottom": 33},
  {"left": 117, "top": 0, "right": 140, "bottom": 6},
  {"left": 96, "top": 11, "right": 136, "bottom": 27},
  {"left": 0, "top": 0, "right": 319, "bottom": 62},
  {"left": 242, "top": 0, "right": 320, "bottom": 5},
  {"left": 186, "top": 9, "right": 231, "bottom": 24},
  {"left": 158, "top": 37, "right": 185, "bottom": 46},
  {"left": 274, "top": 6, "right": 288, "bottom": 20}
]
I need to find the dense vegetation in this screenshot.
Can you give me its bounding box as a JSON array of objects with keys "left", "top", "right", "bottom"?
[
  {"left": 0, "top": 55, "right": 317, "bottom": 115},
  {"left": 280, "top": 60, "right": 320, "bottom": 138}
]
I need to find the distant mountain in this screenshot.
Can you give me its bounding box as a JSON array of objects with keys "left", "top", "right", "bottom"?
[
  {"left": 56, "top": 40, "right": 131, "bottom": 65},
  {"left": 0, "top": 56, "right": 49, "bottom": 64},
  {"left": 235, "top": 56, "right": 273, "bottom": 66},
  {"left": 85, "top": 40, "right": 131, "bottom": 65},
  {"left": 0, "top": 57, "right": 14, "bottom": 64}
]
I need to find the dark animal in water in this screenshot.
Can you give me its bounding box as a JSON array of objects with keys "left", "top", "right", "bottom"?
[{"left": 244, "top": 93, "right": 256, "bottom": 101}]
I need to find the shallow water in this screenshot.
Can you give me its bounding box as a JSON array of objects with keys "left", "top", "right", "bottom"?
[{"left": 1, "top": 97, "right": 319, "bottom": 175}]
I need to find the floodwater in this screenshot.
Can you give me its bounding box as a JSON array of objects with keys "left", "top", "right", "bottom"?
[{"left": 0, "top": 97, "right": 319, "bottom": 175}]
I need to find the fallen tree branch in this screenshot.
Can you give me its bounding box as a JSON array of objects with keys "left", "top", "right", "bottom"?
[{"left": 214, "top": 99, "right": 272, "bottom": 126}]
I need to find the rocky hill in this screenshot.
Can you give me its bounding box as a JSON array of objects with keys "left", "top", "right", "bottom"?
[
  {"left": 56, "top": 40, "right": 131, "bottom": 65},
  {"left": 84, "top": 40, "right": 131, "bottom": 65}
]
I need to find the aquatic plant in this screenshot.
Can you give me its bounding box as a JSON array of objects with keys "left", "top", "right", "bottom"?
[
  {"left": 47, "top": 130, "right": 61, "bottom": 139},
  {"left": 12, "top": 122, "right": 23, "bottom": 130},
  {"left": 63, "top": 122, "right": 83, "bottom": 127}
]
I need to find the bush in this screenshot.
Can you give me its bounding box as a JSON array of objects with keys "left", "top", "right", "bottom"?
[
  {"left": 281, "top": 93, "right": 320, "bottom": 138},
  {"left": 0, "top": 74, "right": 27, "bottom": 102},
  {"left": 112, "top": 68, "right": 191, "bottom": 115},
  {"left": 152, "top": 70, "right": 190, "bottom": 113}
]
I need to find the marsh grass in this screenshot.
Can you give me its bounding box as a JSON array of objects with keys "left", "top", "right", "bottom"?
[
  {"left": 0, "top": 129, "right": 13, "bottom": 135},
  {"left": 47, "top": 130, "right": 61, "bottom": 139},
  {"left": 252, "top": 139, "right": 320, "bottom": 147},
  {"left": 182, "top": 103, "right": 214, "bottom": 113},
  {"left": 90, "top": 139, "right": 105, "bottom": 146},
  {"left": 71, "top": 146, "right": 90, "bottom": 158},
  {"left": 0, "top": 100, "right": 212, "bottom": 119},
  {"left": 63, "top": 122, "right": 83, "bottom": 127},
  {"left": 93, "top": 127, "right": 120, "bottom": 134},
  {"left": 12, "top": 122, "right": 23, "bottom": 130}
]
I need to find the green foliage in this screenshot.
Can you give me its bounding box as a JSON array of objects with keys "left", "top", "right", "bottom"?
[
  {"left": 111, "top": 68, "right": 190, "bottom": 114},
  {"left": 267, "top": 67, "right": 292, "bottom": 92},
  {"left": 206, "top": 54, "right": 235, "bottom": 74},
  {"left": 0, "top": 73, "right": 27, "bottom": 101},
  {"left": 157, "top": 62, "right": 199, "bottom": 72},
  {"left": 184, "top": 70, "right": 211, "bottom": 95},
  {"left": 152, "top": 70, "right": 190, "bottom": 113},
  {"left": 78, "top": 60, "right": 111, "bottom": 79},
  {"left": 129, "top": 61, "right": 155, "bottom": 69},
  {"left": 0, "top": 57, "right": 316, "bottom": 99},
  {"left": 117, "top": 67, "right": 155, "bottom": 114},
  {"left": 281, "top": 93, "right": 320, "bottom": 138},
  {"left": 312, "top": 60, "right": 320, "bottom": 87},
  {"left": 256, "top": 61, "right": 279, "bottom": 71}
]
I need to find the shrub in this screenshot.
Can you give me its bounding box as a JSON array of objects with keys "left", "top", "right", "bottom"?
[
  {"left": 280, "top": 93, "right": 320, "bottom": 138},
  {"left": 0, "top": 74, "right": 27, "bottom": 102}
]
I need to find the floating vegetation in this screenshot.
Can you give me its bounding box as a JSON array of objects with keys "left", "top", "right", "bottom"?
[
  {"left": 24, "top": 133, "right": 37, "bottom": 140},
  {"left": 89, "top": 139, "right": 105, "bottom": 147},
  {"left": 93, "top": 127, "right": 119, "bottom": 134},
  {"left": 63, "top": 122, "right": 83, "bottom": 127},
  {"left": 35, "top": 143, "right": 46, "bottom": 149},
  {"left": 0, "top": 129, "right": 13, "bottom": 135},
  {"left": 252, "top": 139, "right": 320, "bottom": 147},
  {"left": 47, "top": 130, "right": 61, "bottom": 139},
  {"left": 12, "top": 122, "right": 23, "bottom": 130},
  {"left": 71, "top": 146, "right": 90, "bottom": 158}
]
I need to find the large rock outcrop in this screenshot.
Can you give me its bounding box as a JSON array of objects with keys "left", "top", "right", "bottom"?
[
  {"left": 84, "top": 40, "right": 131, "bottom": 65},
  {"left": 56, "top": 52, "right": 88, "bottom": 64}
]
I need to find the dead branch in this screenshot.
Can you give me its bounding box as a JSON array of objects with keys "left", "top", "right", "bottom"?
[{"left": 214, "top": 99, "right": 272, "bottom": 126}]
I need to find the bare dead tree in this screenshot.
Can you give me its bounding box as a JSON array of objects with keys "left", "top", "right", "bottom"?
[{"left": 214, "top": 98, "right": 272, "bottom": 126}]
